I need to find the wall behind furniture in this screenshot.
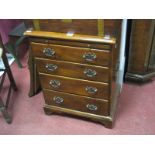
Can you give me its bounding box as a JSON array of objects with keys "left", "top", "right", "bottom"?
[{"left": 0, "top": 19, "right": 22, "bottom": 44}]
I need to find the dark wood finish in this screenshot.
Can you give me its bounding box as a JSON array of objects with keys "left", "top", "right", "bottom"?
[
  {"left": 31, "top": 19, "right": 121, "bottom": 38},
  {"left": 31, "top": 42, "right": 110, "bottom": 67},
  {"left": 43, "top": 89, "right": 109, "bottom": 116},
  {"left": 35, "top": 58, "right": 110, "bottom": 83},
  {"left": 40, "top": 73, "right": 109, "bottom": 100},
  {"left": 28, "top": 46, "right": 41, "bottom": 97},
  {"left": 37, "top": 19, "right": 103, "bottom": 36},
  {"left": 148, "top": 25, "right": 155, "bottom": 71},
  {"left": 126, "top": 20, "right": 155, "bottom": 81},
  {"left": 25, "top": 21, "right": 122, "bottom": 128}
]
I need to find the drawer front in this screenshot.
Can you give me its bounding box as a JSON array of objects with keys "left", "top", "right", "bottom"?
[
  {"left": 36, "top": 58, "right": 109, "bottom": 83},
  {"left": 31, "top": 42, "right": 110, "bottom": 67},
  {"left": 43, "top": 89, "right": 109, "bottom": 116},
  {"left": 40, "top": 74, "right": 109, "bottom": 100}
]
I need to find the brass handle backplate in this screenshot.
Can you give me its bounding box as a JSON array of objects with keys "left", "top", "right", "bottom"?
[
  {"left": 83, "top": 53, "right": 97, "bottom": 62},
  {"left": 86, "top": 104, "right": 98, "bottom": 111},
  {"left": 53, "top": 96, "right": 64, "bottom": 104},
  {"left": 46, "top": 64, "right": 58, "bottom": 72},
  {"left": 43, "top": 48, "right": 55, "bottom": 57},
  {"left": 85, "top": 86, "right": 98, "bottom": 94},
  {"left": 84, "top": 68, "right": 97, "bottom": 77},
  {"left": 49, "top": 79, "right": 61, "bottom": 88}
]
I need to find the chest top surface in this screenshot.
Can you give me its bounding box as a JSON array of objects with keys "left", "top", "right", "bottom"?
[{"left": 24, "top": 31, "right": 116, "bottom": 45}]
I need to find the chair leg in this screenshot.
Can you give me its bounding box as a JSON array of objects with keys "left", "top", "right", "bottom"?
[{"left": 0, "top": 98, "right": 12, "bottom": 124}]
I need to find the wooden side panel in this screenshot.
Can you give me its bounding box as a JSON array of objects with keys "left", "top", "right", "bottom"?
[
  {"left": 127, "top": 20, "right": 153, "bottom": 74},
  {"left": 148, "top": 24, "right": 155, "bottom": 71}
]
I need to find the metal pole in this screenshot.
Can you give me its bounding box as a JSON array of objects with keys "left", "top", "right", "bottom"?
[{"left": 118, "top": 19, "right": 128, "bottom": 91}]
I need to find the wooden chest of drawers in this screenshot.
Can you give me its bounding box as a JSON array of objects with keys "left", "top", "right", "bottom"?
[{"left": 25, "top": 31, "right": 121, "bottom": 128}]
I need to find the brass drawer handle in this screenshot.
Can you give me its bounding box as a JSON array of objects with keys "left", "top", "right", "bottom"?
[
  {"left": 45, "top": 64, "right": 58, "bottom": 72},
  {"left": 43, "top": 48, "right": 55, "bottom": 57},
  {"left": 53, "top": 96, "right": 64, "bottom": 104},
  {"left": 86, "top": 104, "right": 98, "bottom": 111},
  {"left": 84, "top": 69, "right": 97, "bottom": 77},
  {"left": 49, "top": 80, "right": 61, "bottom": 88},
  {"left": 83, "top": 53, "right": 97, "bottom": 62},
  {"left": 85, "top": 86, "right": 98, "bottom": 94}
]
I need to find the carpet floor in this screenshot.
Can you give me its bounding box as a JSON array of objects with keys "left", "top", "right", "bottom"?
[{"left": 0, "top": 53, "right": 155, "bottom": 135}]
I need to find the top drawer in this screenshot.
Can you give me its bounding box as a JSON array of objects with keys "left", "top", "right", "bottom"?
[{"left": 31, "top": 42, "right": 110, "bottom": 67}]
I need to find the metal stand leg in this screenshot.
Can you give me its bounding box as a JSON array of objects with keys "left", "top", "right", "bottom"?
[
  {"left": 0, "top": 98, "right": 12, "bottom": 124},
  {"left": 2, "top": 48, "right": 17, "bottom": 91},
  {"left": 0, "top": 34, "right": 17, "bottom": 124}
]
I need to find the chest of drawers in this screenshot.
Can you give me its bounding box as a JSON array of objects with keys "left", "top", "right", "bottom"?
[{"left": 25, "top": 31, "right": 121, "bottom": 128}]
